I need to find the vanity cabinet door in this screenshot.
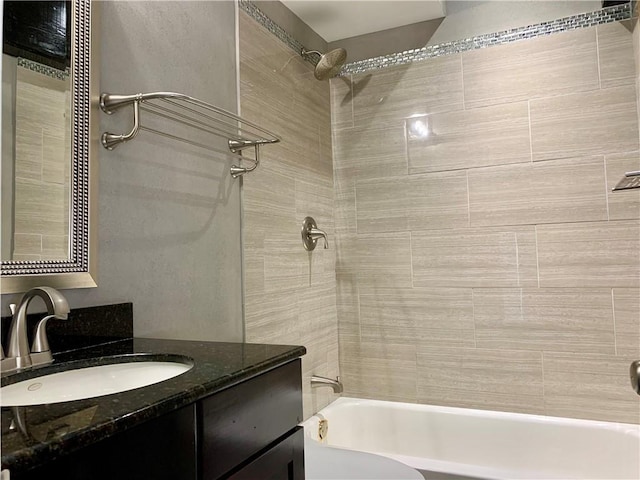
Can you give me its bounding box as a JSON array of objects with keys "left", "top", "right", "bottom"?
[
  {"left": 14, "top": 404, "right": 197, "bottom": 480},
  {"left": 227, "top": 427, "right": 304, "bottom": 480},
  {"left": 200, "top": 359, "right": 303, "bottom": 480}
]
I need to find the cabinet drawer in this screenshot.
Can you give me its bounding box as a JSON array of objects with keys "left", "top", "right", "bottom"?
[
  {"left": 200, "top": 359, "right": 302, "bottom": 480},
  {"left": 227, "top": 427, "right": 304, "bottom": 480}
]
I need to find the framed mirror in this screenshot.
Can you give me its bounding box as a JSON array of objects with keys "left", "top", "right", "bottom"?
[{"left": 1, "top": 0, "right": 98, "bottom": 293}]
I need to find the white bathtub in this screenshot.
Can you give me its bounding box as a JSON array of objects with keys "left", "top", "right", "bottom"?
[{"left": 302, "top": 397, "right": 640, "bottom": 480}]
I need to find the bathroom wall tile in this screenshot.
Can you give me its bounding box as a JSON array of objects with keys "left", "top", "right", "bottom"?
[
  {"left": 42, "top": 132, "right": 67, "bottom": 185},
  {"left": 463, "top": 27, "right": 599, "bottom": 108},
  {"left": 407, "top": 102, "right": 531, "bottom": 174},
  {"left": 356, "top": 171, "right": 469, "bottom": 234},
  {"left": 417, "top": 346, "right": 545, "bottom": 414},
  {"left": 333, "top": 124, "right": 407, "bottom": 181},
  {"left": 341, "top": 341, "right": 417, "bottom": 403},
  {"left": 634, "top": 18, "right": 640, "bottom": 79},
  {"left": 352, "top": 55, "right": 464, "bottom": 129},
  {"left": 355, "top": 232, "right": 413, "bottom": 288},
  {"left": 297, "top": 284, "right": 339, "bottom": 345},
  {"left": 241, "top": 9, "right": 338, "bottom": 421},
  {"left": 411, "top": 226, "right": 538, "bottom": 288},
  {"left": 13, "top": 233, "right": 42, "bottom": 256},
  {"left": 473, "top": 288, "right": 616, "bottom": 354},
  {"left": 613, "top": 288, "right": 640, "bottom": 356},
  {"left": 242, "top": 166, "right": 296, "bottom": 234},
  {"left": 41, "top": 235, "right": 69, "bottom": 259},
  {"left": 14, "top": 127, "right": 43, "bottom": 181},
  {"left": 598, "top": 20, "right": 636, "bottom": 88},
  {"left": 359, "top": 287, "right": 475, "bottom": 348},
  {"left": 335, "top": 271, "right": 360, "bottom": 344},
  {"left": 468, "top": 156, "right": 608, "bottom": 227},
  {"left": 242, "top": 96, "right": 330, "bottom": 180},
  {"left": 530, "top": 85, "right": 639, "bottom": 161},
  {"left": 244, "top": 291, "right": 301, "bottom": 344},
  {"left": 12, "top": 254, "right": 41, "bottom": 261},
  {"left": 330, "top": 75, "right": 354, "bottom": 130},
  {"left": 543, "top": 352, "right": 640, "bottom": 423},
  {"left": 319, "top": 122, "right": 334, "bottom": 179},
  {"left": 14, "top": 178, "right": 68, "bottom": 237},
  {"left": 407, "top": 171, "right": 469, "bottom": 231},
  {"left": 263, "top": 233, "right": 310, "bottom": 293},
  {"left": 295, "top": 173, "right": 335, "bottom": 237},
  {"left": 537, "top": 220, "right": 640, "bottom": 287},
  {"left": 334, "top": 172, "right": 357, "bottom": 236},
  {"left": 606, "top": 151, "right": 640, "bottom": 220},
  {"left": 334, "top": 234, "right": 359, "bottom": 277},
  {"left": 356, "top": 176, "right": 409, "bottom": 233}
]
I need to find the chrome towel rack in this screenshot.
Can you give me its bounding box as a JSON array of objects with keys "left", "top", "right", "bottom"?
[{"left": 99, "top": 92, "right": 280, "bottom": 177}]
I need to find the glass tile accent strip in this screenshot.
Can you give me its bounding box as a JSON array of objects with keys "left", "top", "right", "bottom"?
[{"left": 239, "top": 1, "right": 632, "bottom": 76}]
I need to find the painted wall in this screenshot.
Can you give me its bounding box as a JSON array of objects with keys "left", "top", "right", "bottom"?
[
  {"left": 238, "top": 10, "right": 339, "bottom": 419},
  {"left": 331, "top": 20, "right": 640, "bottom": 423},
  {"left": 2, "top": 1, "right": 243, "bottom": 342}
]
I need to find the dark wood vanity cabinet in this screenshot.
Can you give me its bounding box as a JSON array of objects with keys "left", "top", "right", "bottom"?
[
  {"left": 15, "top": 359, "right": 304, "bottom": 480},
  {"left": 200, "top": 359, "right": 304, "bottom": 479}
]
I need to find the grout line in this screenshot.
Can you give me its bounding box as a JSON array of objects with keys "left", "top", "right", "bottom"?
[
  {"left": 534, "top": 225, "right": 541, "bottom": 288},
  {"left": 603, "top": 156, "right": 611, "bottom": 221},
  {"left": 527, "top": 101, "right": 534, "bottom": 163},
  {"left": 595, "top": 26, "right": 602, "bottom": 89},
  {"left": 611, "top": 288, "right": 618, "bottom": 355}
]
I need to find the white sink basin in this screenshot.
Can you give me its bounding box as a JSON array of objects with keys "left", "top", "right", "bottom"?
[{"left": 1, "top": 361, "right": 192, "bottom": 406}]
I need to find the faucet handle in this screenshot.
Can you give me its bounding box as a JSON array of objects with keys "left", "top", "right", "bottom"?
[
  {"left": 30, "top": 314, "right": 66, "bottom": 368},
  {"left": 1, "top": 305, "right": 16, "bottom": 361},
  {"left": 301, "top": 217, "right": 329, "bottom": 251},
  {"left": 31, "top": 314, "right": 61, "bottom": 354}
]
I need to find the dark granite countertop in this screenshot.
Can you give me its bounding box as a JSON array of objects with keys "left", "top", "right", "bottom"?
[{"left": 1, "top": 337, "right": 306, "bottom": 473}]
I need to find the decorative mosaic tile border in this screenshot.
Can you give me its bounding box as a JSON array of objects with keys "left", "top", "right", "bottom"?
[
  {"left": 343, "top": 2, "right": 633, "bottom": 75},
  {"left": 239, "top": 0, "right": 309, "bottom": 60},
  {"left": 239, "top": 0, "right": 632, "bottom": 76},
  {"left": 17, "top": 58, "right": 69, "bottom": 81}
]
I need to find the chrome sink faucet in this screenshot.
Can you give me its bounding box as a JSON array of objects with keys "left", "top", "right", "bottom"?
[{"left": 2, "top": 286, "right": 70, "bottom": 374}]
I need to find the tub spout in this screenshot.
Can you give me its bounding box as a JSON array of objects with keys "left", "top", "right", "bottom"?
[{"left": 311, "top": 375, "right": 343, "bottom": 393}]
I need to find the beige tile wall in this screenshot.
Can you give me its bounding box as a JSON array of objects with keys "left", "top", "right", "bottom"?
[
  {"left": 239, "top": 12, "right": 339, "bottom": 419},
  {"left": 12, "top": 67, "right": 70, "bottom": 260},
  {"left": 331, "top": 21, "right": 640, "bottom": 424}
]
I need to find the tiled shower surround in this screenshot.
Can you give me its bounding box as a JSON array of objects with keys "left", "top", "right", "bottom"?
[
  {"left": 239, "top": 12, "right": 339, "bottom": 418},
  {"left": 239, "top": 1, "right": 640, "bottom": 424},
  {"left": 332, "top": 19, "right": 640, "bottom": 423}
]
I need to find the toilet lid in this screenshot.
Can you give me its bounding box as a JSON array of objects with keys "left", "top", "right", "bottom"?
[{"left": 305, "top": 440, "right": 423, "bottom": 480}]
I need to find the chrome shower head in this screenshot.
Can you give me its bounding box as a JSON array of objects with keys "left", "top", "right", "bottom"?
[{"left": 302, "top": 48, "right": 347, "bottom": 81}]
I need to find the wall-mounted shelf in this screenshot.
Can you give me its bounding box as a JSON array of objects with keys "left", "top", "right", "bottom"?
[{"left": 99, "top": 92, "right": 280, "bottom": 177}]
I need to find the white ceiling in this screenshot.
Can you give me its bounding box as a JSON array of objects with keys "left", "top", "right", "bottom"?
[{"left": 279, "top": 0, "right": 447, "bottom": 42}]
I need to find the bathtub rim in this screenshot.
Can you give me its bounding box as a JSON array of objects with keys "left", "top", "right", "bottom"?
[{"left": 306, "top": 396, "right": 640, "bottom": 437}]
